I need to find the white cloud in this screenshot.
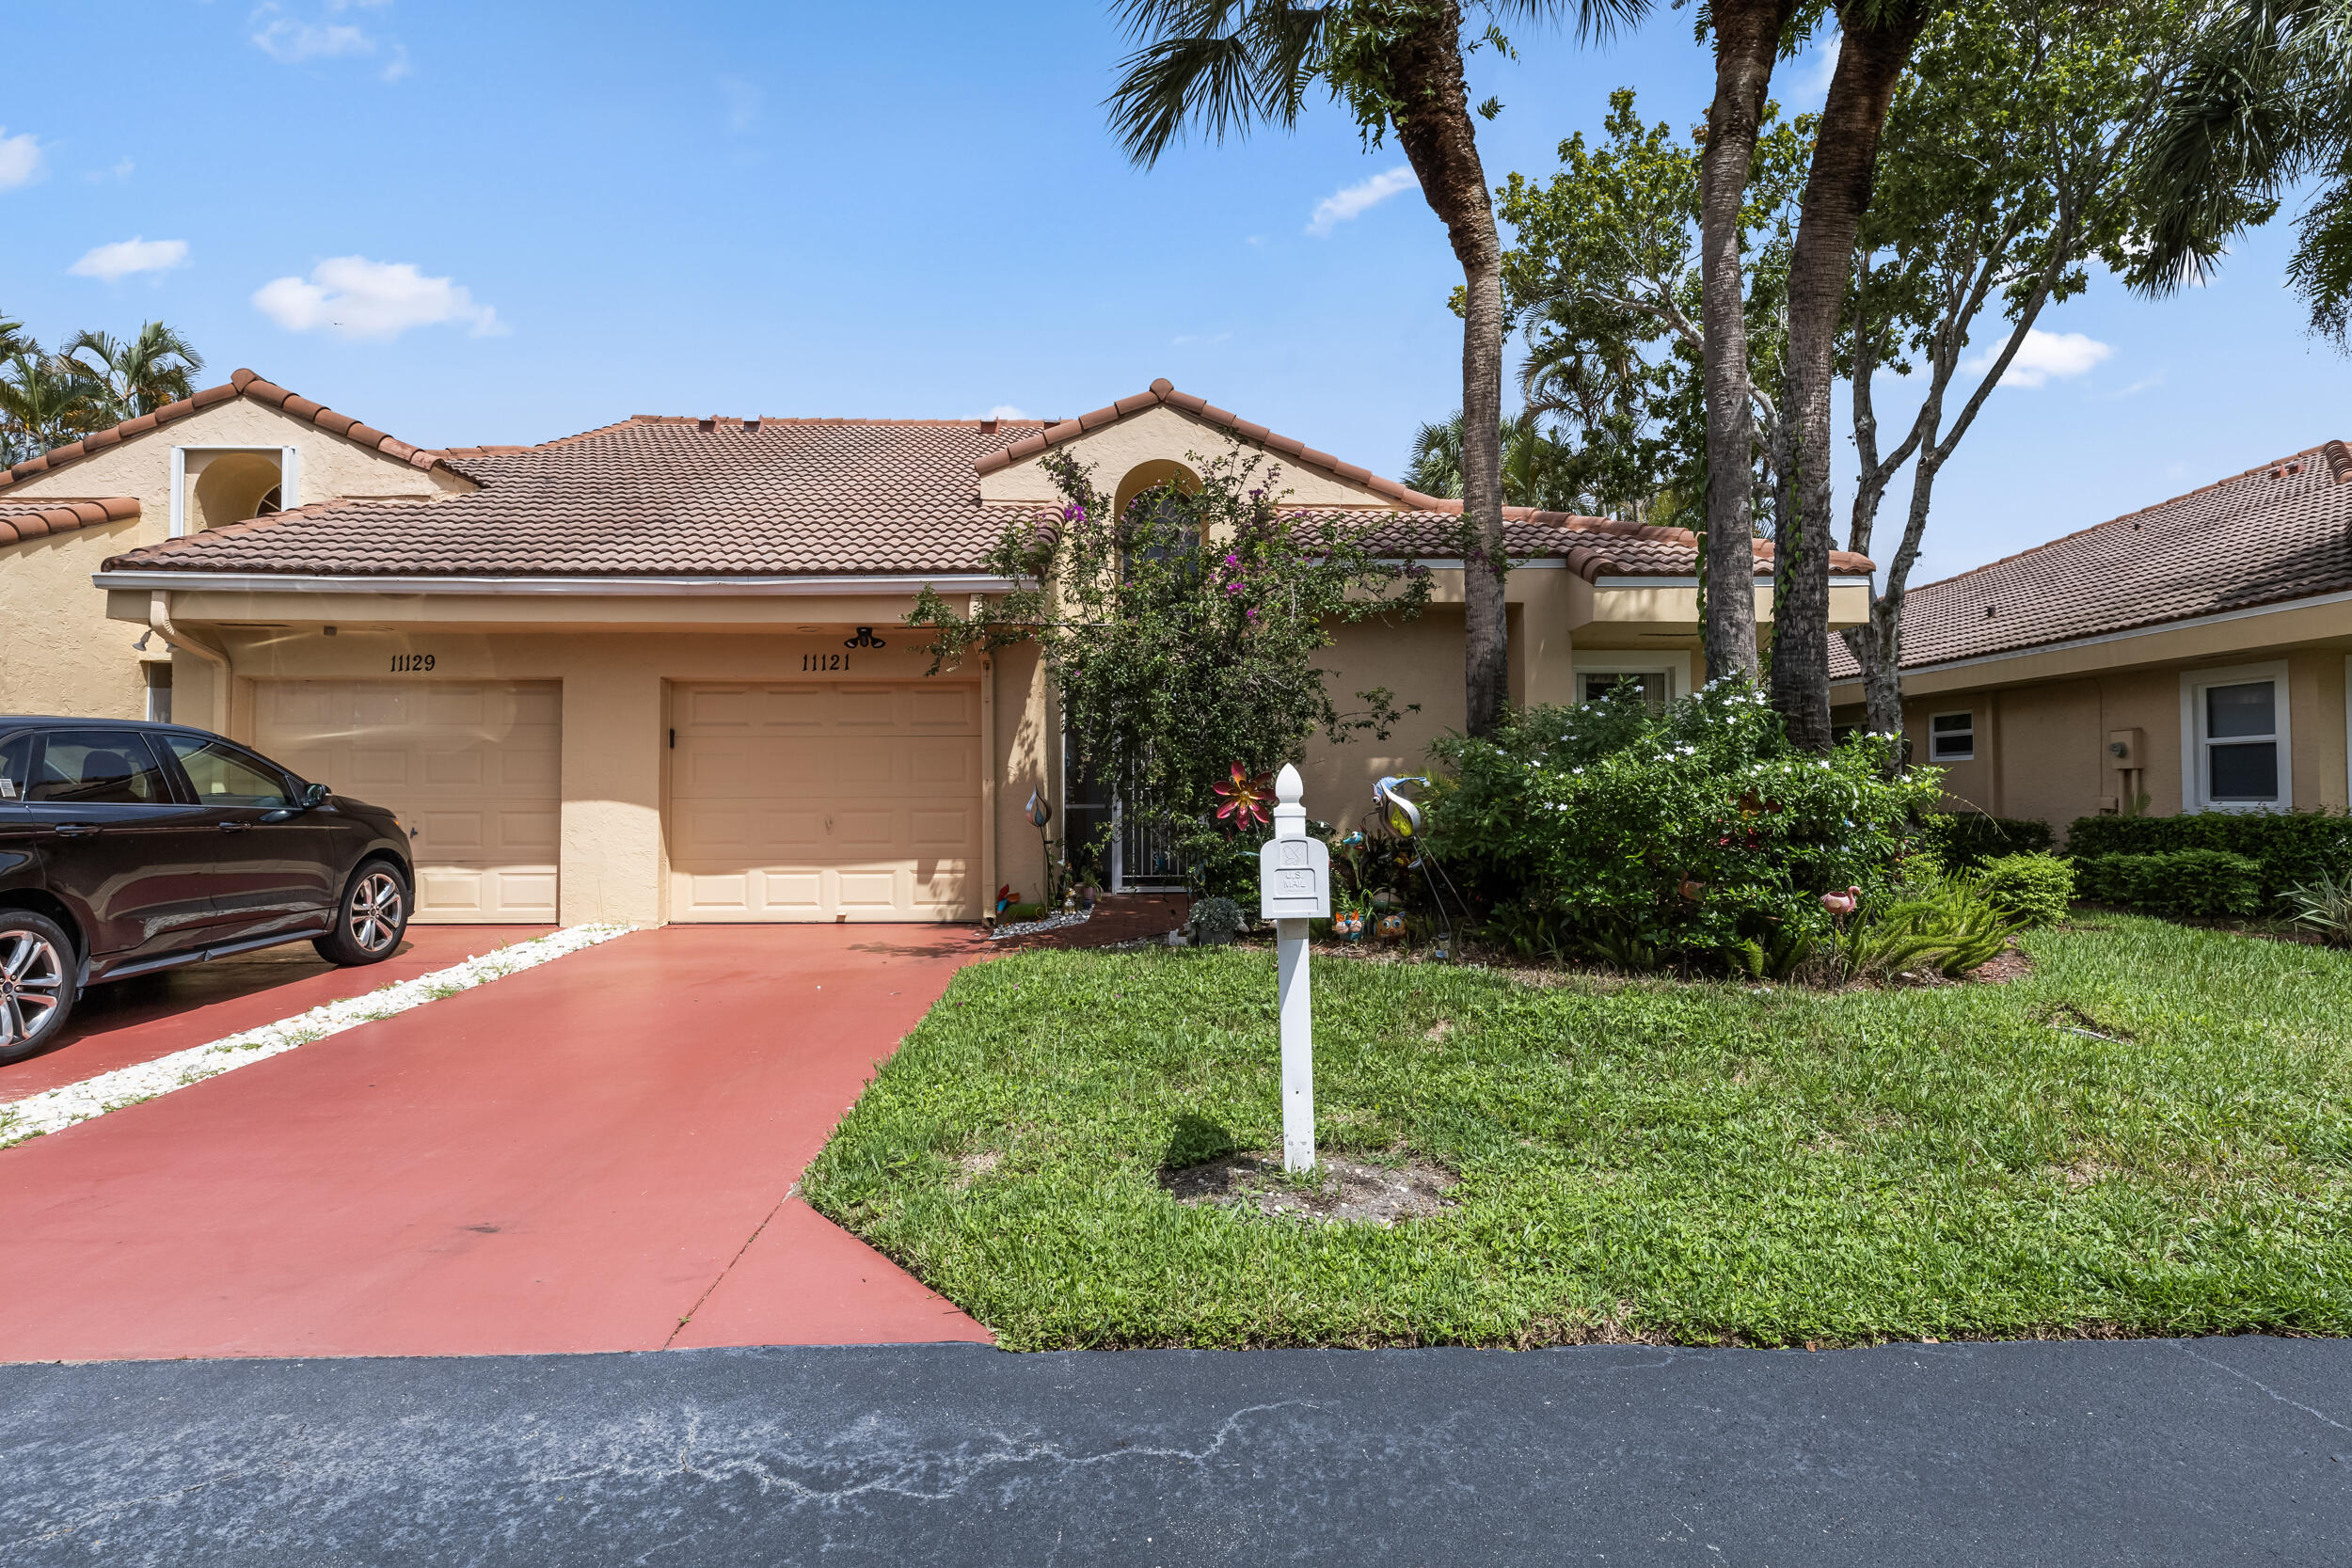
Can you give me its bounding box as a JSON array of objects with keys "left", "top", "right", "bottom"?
[
  {"left": 1967, "top": 327, "right": 2112, "bottom": 388},
  {"left": 252, "top": 255, "right": 505, "bottom": 341},
  {"left": 251, "top": 15, "right": 375, "bottom": 63},
  {"left": 70, "top": 237, "right": 191, "bottom": 281},
  {"left": 1305, "top": 166, "right": 1417, "bottom": 237},
  {"left": 87, "top": 156, "right": 135, "bottom": 183},
  {"left": 2109, "top": 372, "right": 2166, "bottom": 399},
  {"left": 720, "top": 76, "right": 762, "bottom": 135},
  {"left": 250, "top": 3, "right": 406, "bottom": 78},
  {"left": 0, "top": 128, "right": 44, "bottom": 190},
  {"left": 984, "top": 404, "right": 1030, "bottom": 421}
]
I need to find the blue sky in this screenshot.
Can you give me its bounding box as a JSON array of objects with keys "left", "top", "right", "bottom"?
[{"left": 5, "top": 0, "right": 2342, "bottom": 587}]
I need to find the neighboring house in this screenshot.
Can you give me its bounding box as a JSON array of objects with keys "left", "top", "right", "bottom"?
[
  {"left": 1831, "top": 443, "right": 2352, "bottom": 829},
  {"left": 4, "top": 369, "right": 1872, "bottom": 927}
]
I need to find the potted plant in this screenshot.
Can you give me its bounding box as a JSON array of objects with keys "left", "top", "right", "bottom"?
[{"left": 1187, "top": 895, "right": 1248, "bottom": 946}]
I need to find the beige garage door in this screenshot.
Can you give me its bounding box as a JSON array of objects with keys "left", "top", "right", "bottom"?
[
  {"left": 668, "top": 681, "right": 981, "bottom": 922},
  {"left": 255, "top": 680, "right": 563, "bottom": 923}
]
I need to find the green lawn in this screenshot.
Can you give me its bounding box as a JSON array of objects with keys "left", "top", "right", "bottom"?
[{"left": 803, "top": 917, "right": 2352, "bottom": 1350}]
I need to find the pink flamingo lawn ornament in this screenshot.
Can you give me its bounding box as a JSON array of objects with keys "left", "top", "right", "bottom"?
[{"left": 1821, "top": 886, "right": 1862, "bottom": 916}]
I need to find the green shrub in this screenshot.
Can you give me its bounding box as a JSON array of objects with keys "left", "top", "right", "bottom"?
[
  {"left": 2065, "top": 810, "right": 2352, "bottom": 910},
  {"left": 1428, "top": 679, "right": 1942, "bottom": 970},
  {"left": 1918, "top": 813, "right": 2054, "bottom": 870},
  {"left": 2079, "top": 849, "right": 2264, "bottom": 919},
  {"left": 1975, "top": 852, "right": 2074, "bottom": 928}
]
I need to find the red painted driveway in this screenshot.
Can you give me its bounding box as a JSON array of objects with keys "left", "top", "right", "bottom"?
[
  {"left": 0, "top": 927, "right": 552, "bottom": 1100},
  {"left": 0, "top": 926, "right": 993, "bottom": 1361}
]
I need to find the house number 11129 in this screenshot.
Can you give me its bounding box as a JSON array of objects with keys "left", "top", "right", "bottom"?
[{"left": 389, "top": 654, "right": 437, "bottom": 673}]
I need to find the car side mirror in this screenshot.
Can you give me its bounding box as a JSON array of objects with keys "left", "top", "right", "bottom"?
[{"left": 301, "top": 782, "right": 329, "bottom": 808}]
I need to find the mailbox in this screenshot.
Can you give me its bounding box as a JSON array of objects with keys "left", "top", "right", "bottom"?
[{"left": 1259, "top": 833, "right": 1331, "bottom": 921}]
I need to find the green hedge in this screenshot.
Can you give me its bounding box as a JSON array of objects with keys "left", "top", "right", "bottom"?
[
  {"left": 2077, "top": 850, "right": 2265, "bottom": 919},
  {"left": 2065, "top": 810, "right": 2352, "bottom": 909},
  {"left": 1918, "top": 813, "right": 2054, "bottom": 869}
]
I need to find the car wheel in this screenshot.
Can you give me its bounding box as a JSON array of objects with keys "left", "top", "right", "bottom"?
[
  {"left": 0, "top": 911, "right": 78, "bottom": 1065},
  {"left": 313, "top": 861, "right": 411, "bottom": 967}
]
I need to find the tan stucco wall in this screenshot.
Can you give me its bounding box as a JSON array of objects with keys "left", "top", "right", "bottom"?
[
  {"left": 3, "top": 395, "right": 462, "bottom": 722},
  {"left": 978, "top": 404, "right": 1402, "bottom": 508},
  {"left": 1867, "top": 639, "right": 2352, "bottom": 833},
  {"left": 0, "top": 521, "right": 157, "bottom": 719}
]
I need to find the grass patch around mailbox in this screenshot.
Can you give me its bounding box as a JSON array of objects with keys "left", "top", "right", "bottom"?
[{"left": 803, "top": 916, "right": 2352, "bottom": 1351}]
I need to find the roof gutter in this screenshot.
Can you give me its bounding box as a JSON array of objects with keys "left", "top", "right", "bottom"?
[
  {"left": 92, "top": 571, "right": 1029, "bottom": 597},
  {"left": 147, "top": 591, "right": 232, "bottom": 735}
]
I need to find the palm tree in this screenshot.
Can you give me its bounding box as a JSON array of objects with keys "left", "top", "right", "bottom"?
[
  {"left": 2133, "top": 0, "right": 2352, "bottom": 342},
  {"left": 1772, "top": 0, "right": 1934, "bottom": 752},
  {"left": 1405, "top": 408, "right": 1590, "bottom": 512},
  {"left": 1104, "top": 0, "right": 1649, "bottom": 738},
  {"left": 0, "top": 354, "right": 105, "bottom": 465},
  {"left": 0, "top": 313, "right": 30, "bottom": 363},
  {"left": 59, "top": 321, "right": 205, "bottom": 423},
  {"left": 1695, "top": 0, "right": 1803, "bottom": 689}
]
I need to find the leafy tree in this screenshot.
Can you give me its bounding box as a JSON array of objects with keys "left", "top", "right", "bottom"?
[
  {"left": 1104, "top": 0, "right": 1649, "bottom": 737},
  {"left": 1839, "top": 0, "right": 2255, "bottom": 740},
  {"left": 59, "top": 321, "right": 205, "bottom": 422},
  {"left": 1493, "top": 87, "right": 1811, "bottom": 537},
  {"left": 2131, "top": 0, "right": 2352, "bottom": 341},
  {"left": 904, "top": 449, "right": 1432, "bottom": 881},
  {"left": 1404, "top": 406, "right": 1594, "bottom": 511},
  {"left": 0, "top": 312, "right": 29, "bottom": 363}
]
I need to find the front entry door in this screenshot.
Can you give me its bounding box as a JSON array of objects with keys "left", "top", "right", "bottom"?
[{"left": 21, "top": 730, "right": 221, "bottom": 961}]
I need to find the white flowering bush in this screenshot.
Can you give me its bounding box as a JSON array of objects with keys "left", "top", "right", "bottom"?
[{"left": 1427, "top": 679, "right": 1943, "bottom": 968}]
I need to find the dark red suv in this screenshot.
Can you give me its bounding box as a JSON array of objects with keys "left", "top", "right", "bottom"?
[{"left": 0, "top": 718, "right": 415, "bottom": 1063}]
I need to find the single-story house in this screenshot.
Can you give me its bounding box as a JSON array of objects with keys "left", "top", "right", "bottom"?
[
  {"left": 1832, "top": 442, "right": 2352, "bottom": 825},
  {"left": 2, "top": 369, "right": 1871, "bottom": 926}
]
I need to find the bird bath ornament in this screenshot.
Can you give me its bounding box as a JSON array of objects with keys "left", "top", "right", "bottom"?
[{"left": 1258, "top": 764, "right": 1329, "bottom": 1174}]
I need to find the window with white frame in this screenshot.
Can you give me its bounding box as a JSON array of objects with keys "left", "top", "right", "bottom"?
[
  {"left": 1579, "top": 669, "right": 1670, "bottom": 714},
  {"left": 1928, "top": 711, "right": 1975, "bottom": 761},
  {"left": 2182, "top": 661, "right": 2291, "bottom": 811}
]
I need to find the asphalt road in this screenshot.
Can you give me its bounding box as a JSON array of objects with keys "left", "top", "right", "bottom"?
[{"left": 6, "top": 1337, "right": 2349, "bottom": 1565}]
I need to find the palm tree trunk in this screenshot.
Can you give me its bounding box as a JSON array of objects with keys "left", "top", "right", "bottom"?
[
  {"left": 1772, "top": 6, "right": 1927, "bottom": 752},
  {"left": 1391, "top": 6, "right": 1509, "bottom": 738},
  {"left": 1698, "top": 0, "right": 1796, "bottom": 687}
]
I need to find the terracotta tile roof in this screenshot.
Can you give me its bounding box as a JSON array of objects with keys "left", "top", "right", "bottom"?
[
  {"left": 95, "top": 391, "right": 1879, "bottom": 584},
  {"left": 0, "top": 496, "right": 139, "bottom": 546},
  {"left": 1830, "top": 439, "right": 2352, "bottom": 676},
  {"left": 0, "top": 368, "right": 448, "bottom": 493},
  {"left": 102, "top": 415, "right": 1055, "bottom": 578},
  {"left": 975, "top": 377, "right": 1450, "bottom": 506},
  {"left": 1360, "top": 509, "right": 1873, "bottom": 581}
]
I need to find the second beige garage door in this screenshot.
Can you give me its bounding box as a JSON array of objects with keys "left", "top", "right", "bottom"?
[
  {"left": 254, "top": 679, "right": 563, "bottom": 923},
  {"left": 667, "top": 681, "right": 981, "bottom": 922}
]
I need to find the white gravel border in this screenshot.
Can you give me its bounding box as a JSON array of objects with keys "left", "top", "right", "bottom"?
[
  {"left": 0, "top": 923, "right": 635, "bottom": 1150},
  {"left": 989, "top": 908, "right": 1094, "bottom": 941}
]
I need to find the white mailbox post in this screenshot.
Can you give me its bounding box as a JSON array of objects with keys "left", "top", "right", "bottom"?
[{"left": 1258, "top": 764, "right": 1329, "bottom": 1174}]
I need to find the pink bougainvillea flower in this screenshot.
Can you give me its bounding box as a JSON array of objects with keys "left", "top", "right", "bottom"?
[{"left": 1212, "top": 762, "right": 1274, "bottom": 827}]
